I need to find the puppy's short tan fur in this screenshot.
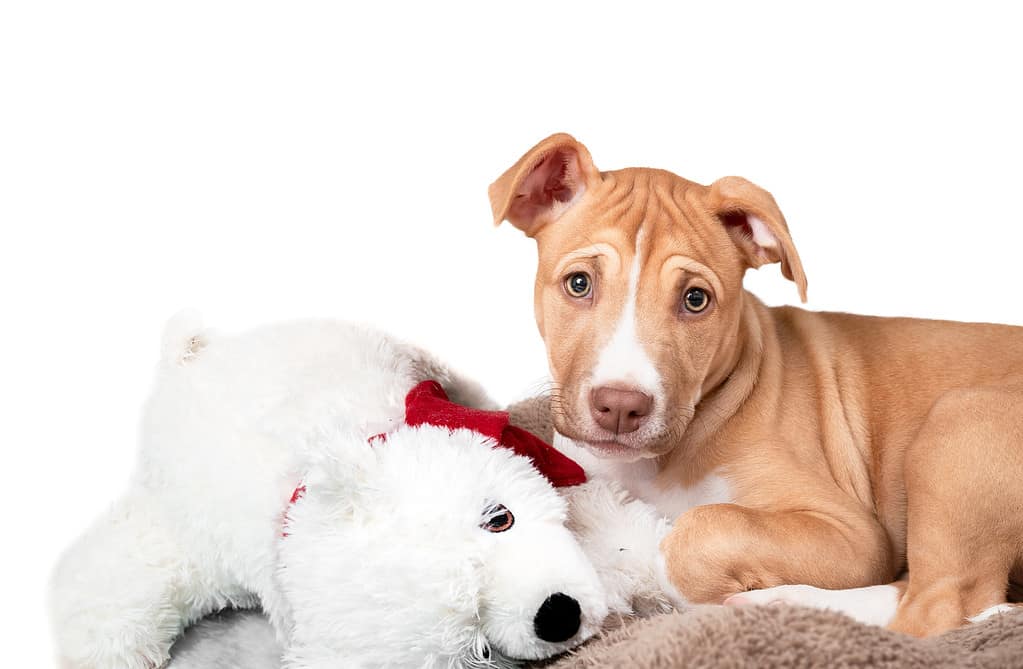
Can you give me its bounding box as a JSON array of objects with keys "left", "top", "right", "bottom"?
[{"left": 490, "top": 133, "right": 1023, "bottom": 636}]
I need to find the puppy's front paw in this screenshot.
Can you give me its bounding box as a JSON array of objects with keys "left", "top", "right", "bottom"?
[
  {"left": 726, "top": 583, "right": 900, "bottom": 627},
  {"left": 968, "top": 603, "right": 1021, "bottom": 624},
  {"left": 659, "top": 505, "right": 756, "bottom": 604},
  {"left": 724, "top": 584, "right": 820, "bottom": 608}
]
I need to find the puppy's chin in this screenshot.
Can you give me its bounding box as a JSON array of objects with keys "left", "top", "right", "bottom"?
[
  {"left": 584, "top": 440, "right": 656, "bottom": 462},
  {"left": 551, "top": 412, "right": 685, "bottom": 462},
  {"left": 625, "top": 431, "right": 683, "bottom": 459},
  {"left": 552, "top": 429, "right": 659, "bottom": 466}
]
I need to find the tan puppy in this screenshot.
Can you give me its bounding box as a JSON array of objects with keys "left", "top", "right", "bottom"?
[{"left": 489, "top": 133, "right": 1023, "bottom": 636}]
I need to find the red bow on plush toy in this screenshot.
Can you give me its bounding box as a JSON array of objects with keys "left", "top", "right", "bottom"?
[{"left": 403, "top": 380, "right": 586, "bottom": 488}]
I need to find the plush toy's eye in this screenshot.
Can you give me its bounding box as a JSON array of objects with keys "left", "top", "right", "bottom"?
[
  {"left": 564, "top": 272, "right": 592, "bottom": 298},
  {"left": 481, "top": 503, "right": 514, "bottom": 533},
  {"left": 683, "top": 287, "right": 711, "bottom": 313}
]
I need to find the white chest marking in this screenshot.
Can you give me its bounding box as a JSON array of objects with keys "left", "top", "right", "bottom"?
[
  {"left": 590, "top": 229, "right": 661, "bottom": 394},
  {"left": 553, "top": 433, "right": 732, "bottom": 519},
  {"left": 637, "top": 473, "right": 733, "bottom": 520}
]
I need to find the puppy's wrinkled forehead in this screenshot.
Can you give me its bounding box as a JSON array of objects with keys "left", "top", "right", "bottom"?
[{"left": 534, "top": 167, "right": 736, "bottom": 277}]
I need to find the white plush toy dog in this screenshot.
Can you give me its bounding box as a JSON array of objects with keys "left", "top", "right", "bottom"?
[{"left": 50, "top": 316, "right": 678, "bottom": 668}]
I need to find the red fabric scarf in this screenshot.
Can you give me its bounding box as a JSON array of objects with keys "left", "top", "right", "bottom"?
[
  {"left": 403, "top": 380, "right": 586, "bottom": 488},
  {"left": 285, "top": 381, "right": 586, "bottom": 536}
]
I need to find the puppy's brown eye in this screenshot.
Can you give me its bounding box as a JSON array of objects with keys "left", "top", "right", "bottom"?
[
  {"left": 564, "top": 272, "right": 592, "bottom": 298},
  {"left": 684, "top": 287, "right": 710, "bottom": 313},
  {"left": 481, "top": 504, "right": 514, "bottom": 533}
]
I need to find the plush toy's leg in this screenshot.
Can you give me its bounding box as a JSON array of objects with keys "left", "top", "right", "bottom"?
[{"left": 50, "top": 493, "right": 237, "bottom": 669}]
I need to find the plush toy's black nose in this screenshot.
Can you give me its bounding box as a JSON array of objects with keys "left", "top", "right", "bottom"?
[{"left": 533, "top": 592, "right": 581, "bottom": 643}]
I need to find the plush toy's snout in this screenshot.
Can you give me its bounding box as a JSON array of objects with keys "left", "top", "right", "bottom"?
[{"left": 534, "top": 592, "right": 582, "bottom": 642}]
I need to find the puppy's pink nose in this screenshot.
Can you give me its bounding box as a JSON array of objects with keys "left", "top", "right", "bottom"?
[{"left": 590, "top": 386, "right": 653, "bottom": 434}]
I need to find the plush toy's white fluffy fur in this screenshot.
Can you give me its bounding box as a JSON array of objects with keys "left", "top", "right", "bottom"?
[
  {"left": 279, "top": 426, "right": 615, "bottom": 667},
  {"left": 50, "top": 316, "right": 678, "bottom": 669}
]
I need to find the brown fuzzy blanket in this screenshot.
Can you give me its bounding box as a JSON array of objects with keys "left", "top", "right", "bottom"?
[
  {"left": 508, "top": 398, "right": 1023, "bottom": 669},
  {"left": 537, "top": 606, "right": 1023, "bottom": 669}
]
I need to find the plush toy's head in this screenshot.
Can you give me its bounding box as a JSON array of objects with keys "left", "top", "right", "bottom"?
[{"left": 278, "top": 385, "right": 610, "bottom": 668}]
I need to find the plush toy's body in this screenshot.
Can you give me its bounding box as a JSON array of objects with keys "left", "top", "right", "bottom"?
[{"left": 51, "top": 316, "right": 678, "bottom": 669}]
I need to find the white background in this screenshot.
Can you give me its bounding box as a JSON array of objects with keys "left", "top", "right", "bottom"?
[{"left": 3, "top": 1, "right": 1021, "bottom": 663}]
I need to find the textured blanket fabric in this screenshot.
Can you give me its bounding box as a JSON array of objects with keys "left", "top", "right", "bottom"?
[{"left": 535, "top": 605, "right": 1023, "bottom": 669}]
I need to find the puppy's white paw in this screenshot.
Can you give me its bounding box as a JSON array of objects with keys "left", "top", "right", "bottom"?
[
  {"left": 725, "top": 584, "right": 820, "bottom": 608},
  {"left": 725, "top": 583, "right": 900, "bottom": 627},
  {"left": 969, "top": 603, "right": 1020, "bottom": 624}
]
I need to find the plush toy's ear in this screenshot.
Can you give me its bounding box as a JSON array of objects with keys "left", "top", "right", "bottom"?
[
  {"left": 160, "top": 309, "right": 209, "bottom": 366},
  {"left": 488, "top": 133, "right": 601, "bottom": 237},
  {"left": 707, "top": 176, "right": 808, "bottom": 302}
]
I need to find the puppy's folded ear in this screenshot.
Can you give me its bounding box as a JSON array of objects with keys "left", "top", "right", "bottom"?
[
  {"left": 708, "top": 176, "right": 808, "bottom": 302},
  {"left": 489, "top": 133, "right": 601, "bottom": 236}
]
